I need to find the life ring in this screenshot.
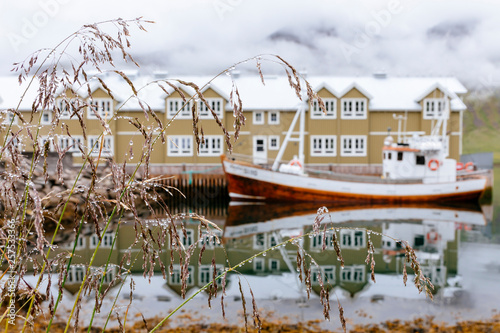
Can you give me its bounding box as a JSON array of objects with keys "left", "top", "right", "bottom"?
[
  {"left": 289, "top": 159, "right": 302, "bottom": 168},
  {"left": 428, "top": 159, "right": 440, "bottom": 171},
  {"left": 426, "top": 231, "right": 441, "bottom": 244},
  {"left": 465, "top": 162, "right": 474, "bottom": 172},
  {"left": 456, "top": 162, "right": 464, "bottom": 171}
]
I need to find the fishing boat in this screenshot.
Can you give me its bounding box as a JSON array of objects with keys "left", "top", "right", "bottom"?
[{"left": 221, "top": 95, "right": 488, "bottom": 204}]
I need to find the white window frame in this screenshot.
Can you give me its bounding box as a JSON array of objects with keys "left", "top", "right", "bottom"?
[
  {"left": 340, "top": 135, "right": 367, "bottom": 157},
  {"left": 169, "top": 265, "right": 194, "bottom": 285},
  {"left": 198, "top": 98, "right": 223, "bottom": 119},
  {"left": 39, "top": 136, "right": 54, "bottom": 152},
  {"left": 423, "top": 98, "right": 447, "bottom": 119},
  {"left": 167, "top": 98, "right": 192, "bottom": 119},
  {"left": 171, "top": 229, "right": 194, "bottom": 248},
  {"left": 253, "top": 233, "right": 266, "bottom": 250},
  {"left": 87, "top": 98, "right": 113, "bottom": 119},
  {"left": 167, "top": 135, "right": 193, "bottom": 156},
  {"left": 199, "top": 264, "right": 224, "bottom": 285},
  {"left": 269, "top": 259, "right": 280, "bottom": 272},
  {"left": 311, "top": 98, "right": 336, "bottom": 119},
  {"left": 90, "top": 233, "right": 115, "bottom": 248},
  {"left": 310, "top": 135, "right": 336, "bottom": 156},
  {"left": 198, "top": 229, "right": 222, "bottom": 249},
  {"left": 56, "top": 99, "right": 73, "bottom": 119},
  {"left": 340, "top": 229, "right": 365, "bottom": 248},
  {"left": 41, "top": 111, "right": 53, "bottom": 124},
  {"left": 253, "top": 111, "right": 264, "bottom": 125},
  {"left": 268, "top": 111, "right": 280, "bottom": 124},
  {"left": 341, "top": 98, "right": 367, "bottom": 119},
  {"left": 57, "top": 135, "right": 83, "bottom": 153},
  {"left": 100, "top": 267, "right": 116, "bottom": 284},
  {"left": 253, "top": 233, "right": 277, "bottom": 250},
  {"left": 311, "top": 266, "right": 336, "bottom": 285},
  {"left": 253, "top": 257, "right": 265, "bottom": 272},
  {"left": 88, "top": 135, "right": 114, "bottom": 157},
  {"left": 2, "top": 111, "right": 17, "bottom": 125},
  {"left": 268, "top": 135, "right": 280, "bottom": 151},
  {"left": 341, "top": 265, "right": 365, "bottom": 282},
  {"left": 67, "top": 265, "right": 85, "bottom": 283},
  {"left": 199, "top": 135, "right": 223, "bottom": 156}
]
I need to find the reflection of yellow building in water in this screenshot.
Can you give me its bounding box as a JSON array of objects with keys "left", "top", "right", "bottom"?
[
  {"left": 7, "top": 203, "right": 482, "bottom": 297},
  {"left": 0, "top": 74, "right": 468, "bottom": 173}
]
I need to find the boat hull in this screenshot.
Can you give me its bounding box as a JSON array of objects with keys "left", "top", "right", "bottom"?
[{"left": 222, "top": 157, "right": 487, "bottom": 204}]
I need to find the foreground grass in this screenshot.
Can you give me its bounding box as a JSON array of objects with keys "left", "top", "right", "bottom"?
[{"left": 3, "top": 314, "right": 500, "bottom": 333}]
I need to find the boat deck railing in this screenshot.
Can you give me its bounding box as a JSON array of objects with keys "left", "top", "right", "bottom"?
[
  {"left": 226, "top": 154, "right": 423, "bottom": 184},
  {"left": 305, "top": 168, "right": 423, "bottom": 184}
]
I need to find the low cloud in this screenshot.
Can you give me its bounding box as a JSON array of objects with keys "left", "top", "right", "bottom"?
[{"left": 1, "top": 0, "right": 500, "bottom": 89}]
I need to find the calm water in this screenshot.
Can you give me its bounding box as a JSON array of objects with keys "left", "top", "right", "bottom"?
[{"left": 25, "top": 190, "right": 499, "bottom": 331}]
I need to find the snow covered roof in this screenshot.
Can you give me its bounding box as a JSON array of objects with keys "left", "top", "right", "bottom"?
[{"left": 0, "top": 74, "right": 467, "bottom": 112}]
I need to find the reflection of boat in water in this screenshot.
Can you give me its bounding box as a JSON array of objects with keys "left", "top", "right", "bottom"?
[
  {"left": 223, "top": 202, "right": 486, "bottom": 238},
  {"left": 222, "top": 95, "right": 488, "bottom": 204}
]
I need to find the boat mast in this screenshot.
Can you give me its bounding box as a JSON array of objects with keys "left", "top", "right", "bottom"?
[{"left": 271, "top": 102, "right": 306, "bottom": 171}]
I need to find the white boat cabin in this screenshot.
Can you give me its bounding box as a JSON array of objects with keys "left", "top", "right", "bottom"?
[{"left": 382, "top": 135, "right": 456, "bottom": 184}]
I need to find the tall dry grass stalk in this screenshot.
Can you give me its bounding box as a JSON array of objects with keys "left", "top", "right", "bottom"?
[{"left": 0, "top": 18, "right": 432, "bottom": 333}]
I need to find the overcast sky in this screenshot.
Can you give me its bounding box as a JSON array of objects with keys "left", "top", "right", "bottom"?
[{"left": 1, "top": 0, "right": 500, "bottom": 89}]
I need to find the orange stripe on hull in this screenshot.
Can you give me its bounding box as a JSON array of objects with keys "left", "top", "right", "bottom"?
[{"left": 225, "top": 173, "right": 484, "bottom": 204}]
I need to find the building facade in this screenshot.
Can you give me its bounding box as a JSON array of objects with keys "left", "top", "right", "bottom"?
[{"left": 0, "top": 73, "right": 467, "bottom": 174}]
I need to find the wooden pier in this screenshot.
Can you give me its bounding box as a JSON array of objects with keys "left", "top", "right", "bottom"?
[{"left": 157, "top": 173, "right": 228, "bottom": 218}]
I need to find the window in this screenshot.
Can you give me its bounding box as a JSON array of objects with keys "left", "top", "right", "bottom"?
[
  {"left": 311, "top": 98, "right": 336, "bottom": 118},
  {"left": 253, "top": 258, "right": 265, "bottom": 272},
  {"left": 416, "top": 155, "right": 425, "bottom": 165},
  {"left": 90, "top": 233, "right": 114, "bottom": 248},
  {"left": 88, "top": 136, "right": 114, "bottom": 157},
  {"left": 423, "top": 98, "right": 447, "bottom": 119},
  {"left": 57, "top": 135, "right": 83, "bottom": 153},
  {"left": 310, "top": 136, "right": 336, "bottom": 156},
  {"left": 168, "top": 136, "right": 193, "bottom": 156},
  {"left": 397, "top": 152, "right": 403, "bottom": 161},
  {"left": 253, "top": 111, "right": 264, "bottom": 125},
  {"left": 67, "top": 265, "right": 85, "bottom": 283},
  {"left": 341, "top": 98, "right": 367, "bottom": 119},
  {"left": 57, "top": 99, "right": 73, "bottom": 119},
  {"left": 268, "top": 135, "right": 280, "bottom": 150},
  {"left": 199, "top": 135, "right": 223, "bottom": 156},
  {"left": 340, "top": 230, "right": 365, "bottom": 248},
  {"left": 167, "top": 98, "right": 192, "bottom": 119},
  {"left": 268, "top": 111, "right": 280, "bottom": 124},
  {"left": 253, "top": 233, "right": 266, "bottom": 250},
  {"left": 171, "top": 229, "right": 194, "bottom": 247},
  {"left": 2, "top": 111, "right": 17, "bottom": 125},
  {"left": 341, "top": 265, "right": 365, "bottom": 282},
  {"left": 311, "top": 266, "right": 336, "bottom": 285},
  {"left": 199, "top": 229, "right": 222, "bottom": 249},
  {"left": 253, "top": 233, "right": 277, "bottom": 250},
  {"left": 199, "top": 265, "right": 224, "bottom": 285},
  {"left": 311, "top": 230, "right": 337, "bottom": 251},
  {"left": 199, "top": 98, "right": 223, "bottom": 119},
  {"left": 169, "top": 265, "right": 193, "bottom": 285},
  {"left": 100, "top": 267, "right": 116, "bottom": 284},
  {"left": 41, "top": 111, "right": 52, "bottom": 124},
  {"left": 341, "top": 136, "right": 366, "bottom": 157},
  {"left": 269, "top": 259, "right": 280, "bottom": 272},
  {"left": 88, "top": 98, "right": 113, "bottom": 119}
]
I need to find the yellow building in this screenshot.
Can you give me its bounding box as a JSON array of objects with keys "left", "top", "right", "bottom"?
[{"left": 0, "top": 73, "right": 467, "bottom": 174}]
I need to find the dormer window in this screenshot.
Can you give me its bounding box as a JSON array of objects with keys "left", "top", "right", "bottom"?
[
  {"left": 311, "top": 98, "right": 336, "bottom": 118},
  {"left": 423, "top": 98, "right": 447, "bottom": 119},
  {"left": 88, "top": 98, "right": 113, "bottom": 119},
  {"left": 57, "top": 99, "right": 73, "bottom": 119},
  {"left": 198, "top": 98, "right": 223, "bottom": 119},
  {"left": 341, "top": 98, "right": 367, "bottom": 119},
  {"left": 167, "top": 98, "right": 192, "bottom": 119}
]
